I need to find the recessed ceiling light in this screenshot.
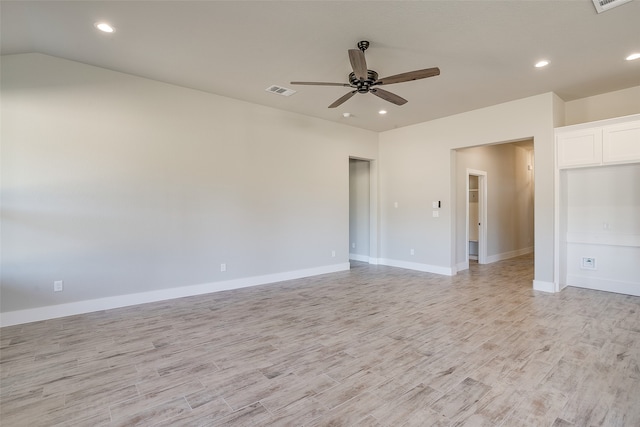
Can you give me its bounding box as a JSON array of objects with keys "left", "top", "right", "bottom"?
[
  {"left": 535, "top": 60, "right": 549, "bottom": 68},
  {"left": 342, "top": 112, "right": 352, "bottom": 118},
  {"left": 378, "top": 110, "right": 387, "bottom": 115},
  {"left": 95, "top": 22, "right": 115, "bottom": 33},
  {"left": 626, "top": 53, "right": 640, "bottom": 61}
]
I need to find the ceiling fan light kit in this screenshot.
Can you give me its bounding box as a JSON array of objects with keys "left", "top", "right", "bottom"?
[{"left": 291, "top": 41, "right": 440, "bottom": 109}]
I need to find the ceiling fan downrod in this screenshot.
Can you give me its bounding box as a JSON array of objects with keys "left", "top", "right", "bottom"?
[{"left": 357, "top": 40, "right": 370, "bottom": 52}]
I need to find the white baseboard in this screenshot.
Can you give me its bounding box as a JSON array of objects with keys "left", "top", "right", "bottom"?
[
  {"left": 349, "top": 253, "right": 370, "bottom": 263},
  {"left": 566, "top": 275, "right": 640, "bottom": 297},
  {"left": 486, "top": 246, "right": 533, "bottom": 264},
  {"left": 377, "top": 258, "right": 453, "bottom": 276},
  {"left": 533, "top": 280, "right": 556, "bottom": 293},
  {"left": 0, "top": 263, "right": 351, "bottom": 327},
  {"left": 456, "top": 261, "right": 469, "bottom": 272}
]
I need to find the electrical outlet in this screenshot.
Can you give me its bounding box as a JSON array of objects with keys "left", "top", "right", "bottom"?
[
  {"left": 432, "top": 210, "right": 439, "bottom": 217},
  {"left": 352, "top": 243, "right": 356, "bottom": 249},
  {"left": 331, "top": 250, "right": 336, "bottom": 257},
  {"left": 220, "top": 263, "right": 226, "bottom": 272},
  {"left": 54, "top": 280, "right": 63, "bottom": 292},
  {"left": 410, "top": 249, "right": 415, "bottom": 255},
  {"left": 581, "top": 257, "right": 596, "bottom": 270}
]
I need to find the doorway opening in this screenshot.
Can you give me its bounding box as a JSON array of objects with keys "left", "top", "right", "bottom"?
[
  {"left": 349, "top": 158, "right": 377, "bottom": 265},
  {"left": 466, "top": 169, "right": 487, "bottom": 265},
  {"left": 456, "top": 139, "right": 535, "bottom": 272}
]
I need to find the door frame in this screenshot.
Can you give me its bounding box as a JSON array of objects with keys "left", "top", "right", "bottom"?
[{"left": 466, "top": 169, "right": 488, "bottom": 265}]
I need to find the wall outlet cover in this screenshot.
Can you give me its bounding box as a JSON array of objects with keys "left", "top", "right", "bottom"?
[{"left": 581, "top": 257, "right": 596, "bottom": 270}]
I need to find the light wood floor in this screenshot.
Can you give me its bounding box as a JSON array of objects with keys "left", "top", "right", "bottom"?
[{"left": 1, "top": 255, "right": 640, "bottom": 426}]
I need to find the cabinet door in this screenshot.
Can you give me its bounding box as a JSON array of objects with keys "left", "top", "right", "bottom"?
[
  {"left": 603, "top": 121, "right": 640, "bottom": 165},
  {"left": 556, "top": 129, "right": 602, "bottom": 168}
]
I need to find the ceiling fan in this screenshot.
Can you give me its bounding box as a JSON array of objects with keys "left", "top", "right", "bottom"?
[{"left": 291, "top": 41, "right": 440, "bottom": 108}]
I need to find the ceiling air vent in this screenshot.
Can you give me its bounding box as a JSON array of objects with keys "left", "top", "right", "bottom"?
[
  {"left": 592, "top": 0, "right": 633, "bottom": 13},
  {"left": 265, "top": 85, "right": 296, "bottom": 97}
]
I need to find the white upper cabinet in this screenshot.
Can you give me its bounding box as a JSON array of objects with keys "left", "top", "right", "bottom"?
[
  {"left": 602, "top": 121, "right": 640, "bottom": 165},
  {"left": 557, "top": 128, "right": 602, "bottom": 168},
  {"left": 556, "top": 114, "right": 640, "bottom": 169}
]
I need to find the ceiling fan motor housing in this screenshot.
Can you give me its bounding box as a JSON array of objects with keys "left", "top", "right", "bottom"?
[{"left": 350, "top": 70, "right": 378, "bottom": 93}]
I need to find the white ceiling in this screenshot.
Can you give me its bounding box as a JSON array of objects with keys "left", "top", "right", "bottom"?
[{"left": 1, "top": 1, "right": 639, "bottom": 132}]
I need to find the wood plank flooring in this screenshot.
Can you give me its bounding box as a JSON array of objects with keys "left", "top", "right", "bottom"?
[{"left": 2, "top": 255, "right": 640, "bottom": 426}]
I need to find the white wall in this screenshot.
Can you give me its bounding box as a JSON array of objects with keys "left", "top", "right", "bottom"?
[
  {"left": 515, "top": 144, "right": 535, "bottom": 257},
  {"left": 456, "top": 142, "right": 534, "bottom": 266},
  {"left": 0, "top": 53, "right": 378, "bottom": 319},
  {"left": 565, "top": 86, "right": 640, "bottom": 126},
  {"left": 379, "top": 93, "right": 556, "bottom": 284},
  {"left": 349, "top": 159, "right": 370, "bottom": 260},
  {"left": 562, "top": 164, "right": 640, "bottom": 295},
  {"left": 5, "top": 53, "right": 635, "bottom": 324}
]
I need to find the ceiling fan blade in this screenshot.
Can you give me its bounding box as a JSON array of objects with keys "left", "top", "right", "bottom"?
[
  {"left": 290, "top": 81, "right": 351, "bottom": 87},
  {"left": 328, "top": 91, "right": 357, "bottom": 108},
  {"left": 348, "top": 49, "right": 368, "bottom": 80},
  {"left": 377, "top": 67, "right": 440, "bottom": 85},
  {"left": 370, "top": 88, "right": 407, "bottom": 106}
]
